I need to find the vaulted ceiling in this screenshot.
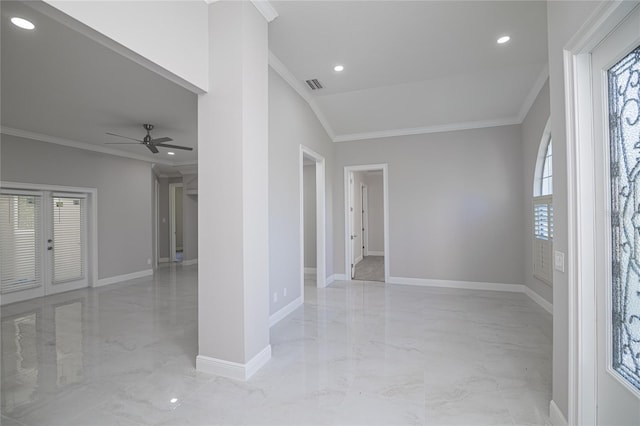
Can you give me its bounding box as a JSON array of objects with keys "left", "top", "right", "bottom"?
[
  {"left": 269, "top": 1, "right": 548, "bottom": 141},
  {"left": 1, "top": 1, "right": 548, "bottom": 167}
]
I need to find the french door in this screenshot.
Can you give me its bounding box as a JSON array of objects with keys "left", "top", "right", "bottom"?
[
  {"left": 1, "top": 189, "right": 88, "bottom": 305},
  {"left": 592, "top": 4, "right": 640, "bottom": 424}
]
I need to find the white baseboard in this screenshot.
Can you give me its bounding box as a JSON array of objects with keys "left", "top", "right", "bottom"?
[
  {"left": 182, "top": 258, "right": 198, "bottom": 266},
  {"left": 355, "top": 255, "right": 363, "bottom": 264},
  {"left": 159, "top": 257, "right": 170, "bottom": 263},
  {"left": 269, "top": 296, "right": 303, "bottom": 327},
  {"left": 367, "top": 251, "right": 384, "bottom": 256},
  {"left": 95, "top": 269, "right": 153, "bottom": 287},
  {"left": 327, "top": 273, "right": 347, "bottom": 285},
  {"left": 548, "top": 400, "right": 567, "bottom": 426},
  {"left": 389, "top": 276, "right": 553, "bottom": 315},
  {"left": 304, "top": 267, "right": 317, "bottom": 274},
  {"left": 196, "top": 345, "right": 271, "bottom": 381},
  {"left": 388, "top": 276, "right": 523, "bottom": 293},
  {"left": 524, "top": 286, "right": 553, "bottom": 314}
]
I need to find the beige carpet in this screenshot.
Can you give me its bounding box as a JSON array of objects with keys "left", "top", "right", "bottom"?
[{"left": 354, "top": 255, "right": 385, "bottom": 282}]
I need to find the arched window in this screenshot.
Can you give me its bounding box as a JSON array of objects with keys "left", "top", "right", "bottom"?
[{"left": 533, "top": 126, "right": 553, "bottom": 285}]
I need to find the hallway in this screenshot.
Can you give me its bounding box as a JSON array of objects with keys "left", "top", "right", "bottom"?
[{"left": 2, "top": 266, "right": 551, "bottom": 425}]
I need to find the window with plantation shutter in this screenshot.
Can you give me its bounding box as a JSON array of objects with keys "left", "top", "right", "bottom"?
[
  {"left": 0, "top": 192, "right": 43, "bottom": 294},
  {"left": 533, "top": 195, "right": 553, "bottom": 284},
  {"left": 52, "top": 195, "right": 86, "bottom": 284}
]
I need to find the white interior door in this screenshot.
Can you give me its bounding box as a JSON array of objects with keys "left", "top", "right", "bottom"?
[
  {"left": 349, "top": 172, "right": 356, "bottom": 279},
  {"left": 592, "top": 5, "right": 640, "bottom": 424}
]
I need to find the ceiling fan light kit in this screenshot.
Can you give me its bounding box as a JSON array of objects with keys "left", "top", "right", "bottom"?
[{"left": 105, "top": 124, "right": 193, "bottom": 154}]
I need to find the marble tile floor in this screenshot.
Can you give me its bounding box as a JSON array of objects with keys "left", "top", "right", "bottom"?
[{"left": 1, "top": 265, "right": 552, "bottom": 425}]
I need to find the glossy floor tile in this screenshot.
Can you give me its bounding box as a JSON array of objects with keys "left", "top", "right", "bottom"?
[{"left": 1, "top": 266, "right": 552, "bottom": 425}]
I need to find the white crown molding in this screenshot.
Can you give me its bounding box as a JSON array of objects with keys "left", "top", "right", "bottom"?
[
  {"left": 333, "top": 117, "right": 521, "bottom": 143},
  {"left": 268, "top": 51, "right": 336, "bottom": 140},
  {"left": 1, "top": 126, "right": 175, "bottom": 166},
  {"left": 251, "top": 1, "right": 279, "bottom": 22},
  {"left": 174, "top": 164, "right": 198, "bottom": 175},
  {"left": 516, "top": 64, "right": 550, "bottom": 122}
]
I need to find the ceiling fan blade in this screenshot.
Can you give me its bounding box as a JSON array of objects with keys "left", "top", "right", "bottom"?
[
  {"left": 105, "top": 142, "right": 142, "bottom": 145},
  {"left": 156, "top": 143, "right": 193, "bottom": 151},
  {"left": 146, "top": 144, "right": 159, "bottom": 154},
  {"left": 150, "top": 137, "right": 173, "bottom": 144},
  {"left": 105, "top": 132, "right": 143, "bottom": 143}
]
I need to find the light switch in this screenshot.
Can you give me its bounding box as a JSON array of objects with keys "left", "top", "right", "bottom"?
[{"left": 554, "top": 251, "right": 565, "bottom": 273}]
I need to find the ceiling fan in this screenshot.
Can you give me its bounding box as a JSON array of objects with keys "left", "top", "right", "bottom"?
[{"left": 105, "top": 124, "right": 193, "bottom": 154}]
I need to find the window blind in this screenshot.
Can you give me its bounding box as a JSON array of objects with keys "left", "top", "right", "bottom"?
[
  {"left": 0, "top": 193, "right": 42, "bottom": 294},
  {"left": 52, "top": 197, "right": 85, "bottom": 284}
]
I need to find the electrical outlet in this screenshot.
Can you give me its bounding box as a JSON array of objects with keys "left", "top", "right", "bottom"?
[
  {"left": 283, "top": 288, "right": 287, "bottom": 297},
  {"left": 273, "top": 292, "right": 278, "bottom": 303}
]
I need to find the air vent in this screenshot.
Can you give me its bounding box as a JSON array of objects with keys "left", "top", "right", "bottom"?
[{"left": 305, "top": 79, "right": 323, "bottom": 90}]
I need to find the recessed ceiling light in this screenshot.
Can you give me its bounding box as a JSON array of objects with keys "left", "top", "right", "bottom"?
[
  {"left": 497, "top": 35, "right": 510, "bottom": 44},
  {"left": 11, "top": 17, "right": 35, "bottom": 30},
  {"left": 167, "top": 152, "right": 175, "bottom": 156},
  {"left": 170, "top": 398, "right": 178, "bottom": 404},
  {"left": 334, "top": 65, "right": 344, "bottom": 72}
]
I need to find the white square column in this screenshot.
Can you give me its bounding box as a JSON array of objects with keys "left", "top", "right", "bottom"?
[{"left": 196, "top": 1, "right": 270, "bottom": 380}]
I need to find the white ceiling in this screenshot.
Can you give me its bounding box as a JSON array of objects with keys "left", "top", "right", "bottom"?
[
  {"left": 1, "top": 1, "right": 549, "bottom": 167},
  {"left": 269, "top": 1, "right": 549, "bottom": 141},
  {"left": 0, "top": 1, "right": 198, "bottom": 166}
]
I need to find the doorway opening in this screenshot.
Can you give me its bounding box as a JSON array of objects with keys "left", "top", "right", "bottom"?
[
  {"left": 299, "top": 146, "right": 326, "bottom": 298},
  {"left": 344, "top": 165, "right": 389, "bottom": 283},
  {"left": 169, "top": 182, "right": 183, "bottom": 263}
]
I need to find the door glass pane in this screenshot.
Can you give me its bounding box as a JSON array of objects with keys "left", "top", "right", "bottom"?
[
  {"left": 0, "top": 194, "right": 42, "bottom": 293},
  {"left": 52, "top": 197, "right": 85, "bottom": 284},
  {"left": 608, "top": 44, "right": 640, "bottom": 391}
]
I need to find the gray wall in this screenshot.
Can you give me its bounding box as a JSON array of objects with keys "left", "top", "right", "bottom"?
[
  {"left": 334, "top": 125, "right": 524, "bottom": 285},
  {"left": 158, "top": 177, "right": 170, "bottom": 260},
  {"left": 547, "top": 1, "right": 600, "bottom": 419},
  {"left": 521, "top": 80, "right": 552, "bottom": 304},
  {"left": 1, "top": 134, "right": 153, "bottom": 279},
  {"left": 364, "top": 172, "right": 384, "bottom": 254},
  {"left": 269, "top": 68, "right": 334, "bottom": 314},
  {"left": 303, "top": 164, "right": 316, "bottom": 268}
]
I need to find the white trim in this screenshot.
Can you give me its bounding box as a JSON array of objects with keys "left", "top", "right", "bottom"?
[
  {"left": 333, "top": 117, "right": 520, "bottom": 143},
  {"left": 326, "top": 273, "right": 347, "bottom": 285},
  {"left": 300, "top": 146, "right": 327, "bottom": 295},
  {"left": 1, "top": 126, "right": 174, "bottom": 165},
  {"left": 169, "top": 183, "right": 183, "bottom": 263},
  {"left": 159, "top": 257, "right": 170, "bottom": 263},
  {"left": 563, "top": 2, "right": 639, "bottom": 424},
  {"left": 95, "top": 269, "right": 153, "bottom": 288},
  {"left": 389, "top": 276, "right": 523, "bottom": 293},
  {"left": 196, "top": 345, "right": 271, "bottom": 381},
  {"left": 524, "top": 286, "right": 553, "bottom": 315},
  {"left": 344, "top": 164, "right": 390, "bottom": 283},
  {"left": 251, "top": 1, "right": 278, "bottom": 22},
  {"left": 269, "top": 296, "right": 303, "bottom": 327},
  {"left": 367, "top": 251, "right": 384, "bottom": 256},
  {"left": 304, "top": 267, "right": 317, "bottom": 274},
  {"left": 549, "top": 400, "right": 568, "bottom": 426},
  {"left": 354, "top": 254, "right": 363, "bottom": 265},
  {"left": 182, "top": 258, "right": 198, "bottom": 266},
  {"left": 389, "top": 276, "right": 553, "bottom": 313},
  {"left": 517, "top": 64, "right": 550, "bottom": 122},
  {"left": 269, "top": 52, "right": 336, "bottom": 140}
]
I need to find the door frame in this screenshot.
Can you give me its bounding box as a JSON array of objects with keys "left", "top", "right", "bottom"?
[
  {"left": 299, "top": 145, "right": 326, "bottom": 296},
  {"left": 169, "top": 182, "right": 183, "bottom": 262},
  {"left": 0, "top": 181, "right": 97, "bottom": 305},
  {"left": 343, "top": 164, "right": 390, "bottom": 283},
  {"left": 361, "top": 183, "right": 369, "bottom": 256},
  {"left": 564, "top": 1, "right": 639, "bottom": 424}
]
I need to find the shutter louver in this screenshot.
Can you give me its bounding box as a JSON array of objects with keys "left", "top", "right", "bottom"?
[
  {"left": 533, "top": 195, "right": 553, "bottom": 284},
  {"left": 0, "top": 193, "right": 43, "bottom": 294}
]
